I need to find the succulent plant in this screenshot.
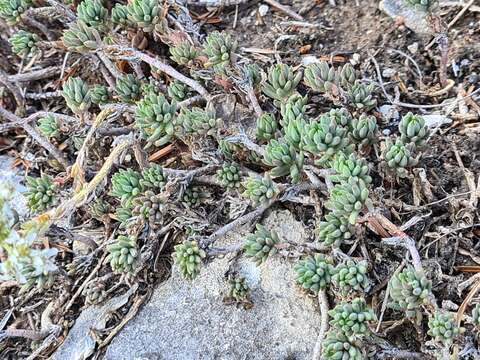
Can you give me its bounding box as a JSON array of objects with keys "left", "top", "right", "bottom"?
[
  {"left": 111, "top": 3, "right": 129, "bottom": 26},
  {"left": 337, "top": 63, "right": 358, "bottom": 89},
  {"left": 302, "top": 113, "right": 350, "bottom": 164},
  {"left": 62, "top": 21, "right": 100, "bottom": 53},
  {"left": 333, "top": 260, "right": 370, "bottom": 294},
  {"left": 256, "top": 113, "right": 278, "bottom": 142},
  {"left": 347, "top": 82, "right": 377, "bottom": 110},
  {"left": 228, "top": 276, "right": 250, "bottom": 301},
  {"left": 472, "top": 304, "right": 480, "bottom": 328},
  {"left": 217, "top": 162, "right": 241, "bottom": 189},
  {"left": 181, "top": 186, "right": 205, "bottom": 207},
  {"left": 83, "top": 279, "right": 106, "bottom": 305},
  {"left": 328, "top": 298, "right": 376, "bottom": 337},
  {"left": 77, "top": 0, "right": 107, "bottom": 28},
  {"left": 0, "top": 0, "right": 31, "bottom": 24},
  {"left": 89, "top": 84, "right": 109, "bottom": 105},
  {"left": 284, "top": 116, "right": 306, "bottom": 150},
  {"left": 135, "top": 92, "right": 177, "bottom": 148},
  {"left": 304, "top": 61, "right": 336, "bottom": 93},
  {"left": 325, "top": 177, "right": 369, "bottom": 225},
  {"left": 110, "top": 168, "right": 143, "bottom": 206},
  {"left": 114, "top": 203, "right": 133, "bottom": 223},
  {"left": 294, "top": 254, "right": 334, "bottom": 293},
  {"left": 382, "top": 138, "right": 418, "bottom": 177},
  {"left": 322, "top": 330, "right": 366, "bottom": 360},
  {"left": 243, "top": 63, "right": 262, "bottom": 87},
  {"left": 244, "top": 224, "right": 280, "bottom": 265},
  {"left": 132, "top": 190, "right": 165, "bottom": 228},
  {"left": 427, "top": 311, "right": 464, "bottom": 345},
  {"left": 242, "top": 174, "right": 278, "bottom": 205},
  {"left": 25, "top": 175, "right": 57, "bottom": 212},
  {"left": 106, "top": 235, "right": 138, "bottom": 273},
  {"left": 318, "top": 212, "right": 354, "bottom": 247},
  {"left": 140, "top": 164, "right": 167, "bottom": 190},
  {"left": 178, "top": 107, "right": 221, "bottom": 137},
  {"left": 167, "top": 80, "right": 188, "bottom": 101},
  {"left": 202, "top": 31, "right": 237, "bottom": 69},
  {"left": 349, "top": 114, "right": 378, "bottom": 146},
  {"left": 20, "top": 262, "right": 56, "bottom": 292},
  {"left": 127, "top": 0, "right": 162, "bottom": 32},
  {"left": 115, "top": 74, "right": 141, "bottom": 103},
  {"left": 62, "top": 77, "right": 91, "bottom": 114},
  {"left": 88, "top": 198, "right": 111, "bottom": 220},
  {"left": 262, "top": 63, "right": 302, "bottom": 102},
  {"left": 326, "top": 107, "right": 352, "bottom": 128},
  {"left": 398, "top": 112, "right": 429, "bottom": 147},
  {"left": 330, "top": 152, "right": 372, "bottom": 184},
  {"left": 173, "top": 240, "right": 206, "bottom": 280},
  {"left": 263, "top": 139, "right": 304, "bottom": 183},
  {"left": 280, "top": 94, "right": 308, "bottom": 128},
  {"left": 38, "top": 115, "right": 60, "bottom": 139},
  {"left": 9, "top": 30, "right": 38, "bottom": 57},
  {"left": 389, "top": 267, "right": 431, "bottom": 318},
  {"left": 169, "top": 41, "right": 198, "bottom": 66}
]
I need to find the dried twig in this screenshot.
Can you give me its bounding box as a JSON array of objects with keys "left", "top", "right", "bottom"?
[
  {"left": 311, "top": 289, "right": 329, "bottom": 360},
  {"left": 0, "top": 107, "right": 70, "bottom": 169},
  {"left": 103, "top": 46, "right": 210, "bottom": 99},
  {"left": 7, "top": 66, "right": 60, "bottom": 82},
  {"left": 264, "top": 0, "right": 304, "bottom": 21}
]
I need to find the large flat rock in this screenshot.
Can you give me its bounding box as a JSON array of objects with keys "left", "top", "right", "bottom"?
[{"left": 104, "top": 210, "right": 321, "bottom": 360}]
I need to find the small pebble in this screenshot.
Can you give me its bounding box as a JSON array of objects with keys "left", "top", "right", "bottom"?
[
  {"left": 407, "top": 42, "right": 418, "bottom": 54},
  {"left": 258, "top": 4, "right": 269, "bottom": 17},
  {"left": 382, "top": 68, "right": 397, "bottom": 78},
  {"left": 382, "top": 129, "right": 391, "bottom": 136},
  {"left": 467, "top": 73, "right": 479, "bottom": 84},
  {"left": 350, "top": 53, "right": 361, "bottom": 66}
]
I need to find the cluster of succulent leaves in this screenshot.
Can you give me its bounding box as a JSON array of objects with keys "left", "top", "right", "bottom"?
[
  {"left": 0, "top": 0, "right": 31, "bottom": 25},
  {"left": 62, "top": 77, "right": 91, "bottom": 114},
  {"left": 38, "top": 115, "right": 60, "bottom": 139},
  {"left": 83, "top": 279, "right": 107, "bottom": 305},
  {"left": 203, "top": 31, "right": 237, "bottom": 69},
  {"left": 106, "top": 235, "right": 138, "bottom": 273},
  {"left": 9, "top": 30, "right": 38, "bottom": 57},
  {"left": 427, "top": 311, "right": 464, "bottom": 345},
  {"left": 322, "top": 330, "right": 365, "bottom": 360},
  {"left": 25, "top": 175, "right": 57, "bottom": 212},
  {"left": 332, "top": 259, "right": 370, "bottom": 294},
  {"left": 216, "top": 163, "right": 241, "bottom": 189},
  {"left": 0, "top": 181, "right": 59, "bottom": 290},
  {"left": 382, "top": 112, "right": 428, "bottom": 177},
  {"left": 262, "top": 63, "right": 302, "bottom": 103},
  {"left": 243, "top": 224, "right": 280, "bottom": 265},
  {"left": 472, "top": 303, "right": 480, "bottom": 328},
  {"left": 389, "top": 267, "right": 432, "bottom": 318},
  {"left": 135, "top": 92, "right": 177, "bottom": 148},
  {"left": 294, "top": 254, "right": 334, "bottom": 293},
  {"left": 263, "top": 139, "right": 304, "bottom": 183},
  {"left": 173, "top": 240, "right": 206, "bottom": 279},
  {"left": 132, "top": 190, "right": 164, "bottom": 229},
  {"left": 242, "top": 174, "right": 278, "bottom": 205},
  {"left": 328, "top": 297, "right": 376, "bottom": 337},
  {"left": 228, "top": 276, "right": 250, "bottom": 302}
]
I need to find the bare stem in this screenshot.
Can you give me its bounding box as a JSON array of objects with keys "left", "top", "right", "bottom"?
[
  {"left": 312, "top": 289, "right": 329, "bottom": 360},
  {"left": 0, "top": 107, "right": 70, "bottom": 169},
  {"left": 103, "top": 46, "right": 210, "bottom": 99}
]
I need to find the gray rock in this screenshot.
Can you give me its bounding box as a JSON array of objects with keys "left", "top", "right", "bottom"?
[
  {"left": 379, "top": 0, "right": 434, "bottom": 35},
  {"left": 103, "top": 210, "right": 321, "bottom": 360},
  {"left": 0, "top": 155, "right": 28, "bottom": 219}
]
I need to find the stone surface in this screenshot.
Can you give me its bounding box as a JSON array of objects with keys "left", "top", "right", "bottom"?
[
  {"left": 379, "top": 0, "right": 434, "bottom": 36},
  {"left": 102, "top": 210, "right": 321, "bottom": 360},
  {"left": 0, "top": 155, "right": 28, "bottom": 218}
]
